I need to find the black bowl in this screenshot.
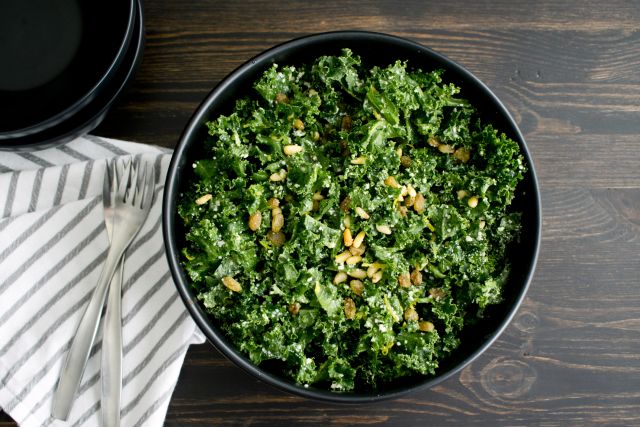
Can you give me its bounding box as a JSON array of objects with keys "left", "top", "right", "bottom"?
[
  {"left": 163, "top": 31, "right": 541, "bottom": 403},
  {"left": 0, "top": 0, "right": 145, "bottom": 152},
  {"left": 0, "top": 0, "right": 136, "bottom": 144}
]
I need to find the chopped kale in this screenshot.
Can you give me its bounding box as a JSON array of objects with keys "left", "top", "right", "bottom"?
[{"left": 178, "top": 49, "right": 526, "bottom": 391}]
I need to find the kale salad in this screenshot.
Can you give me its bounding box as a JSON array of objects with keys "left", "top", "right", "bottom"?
[{"left": 178, "top": 49, "right": 526, "bottom": 392}]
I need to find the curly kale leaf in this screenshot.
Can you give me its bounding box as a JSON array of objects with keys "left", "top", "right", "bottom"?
[{"left": 178, "top": 50, "right": 526, "bottom": 392}]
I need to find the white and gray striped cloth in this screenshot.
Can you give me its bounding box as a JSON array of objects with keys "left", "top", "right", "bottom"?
[{"left": 0, "top": 136, "right": 205, "bottom": 426}]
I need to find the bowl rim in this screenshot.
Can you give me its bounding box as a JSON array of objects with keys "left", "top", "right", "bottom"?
[
  {"left": 0, "top": 0, "right": 137, "bottom": 140},
  {"left": 163, "top": 30, "right": 542, "bottom": 403}
]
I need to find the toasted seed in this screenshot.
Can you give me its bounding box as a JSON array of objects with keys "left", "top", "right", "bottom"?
[
  {"left": 398, "top": 273, "right": 411, "bottom": 288},
  {"left": 376, "top": 224, "right": 392, "bottom": 235},
  {"left": 350, "top": 156, "right": 366, "bottom": 165},
  {"left": 288, "top": 302, "right": 301, "bottom": 315},
  {"left": 293, "top": 118, "right": 304, "bottom": 130},
  {"left": 271, "top": 207, "right": 284, "bottom": 232},
  {"left": 312, "top": 130, "right": 321, "bottom": 141},
  {"left": 275, "top": 92, "right": 289, "bottom": 104},
  {"left": 355, "top": 207, "right": 370, "bottom": 220},
  {"left": 438, "top": 144, "right": 455, "bottom": 154},
  {"left": 346, "top": 255, "right": 362, "bottom": 265},
  {"left": 410, "top": 268, "right": 423, "bottom": 285},
  {"left": 457, "top": 190, "right": 468, "bottom": 200},
  {"left": 453, "top": 147, "right": 471, "bottom": 163},
  {"left": 341, "top": 115, "right": 352, "bottom": 130},
  {"left": 429, "top": 288, "right": 445, "bottom": 299},
  {"left": 384, "top": 175, "right": 401, "bottom": 189},
  {"left": 349, "top": 244, "right": 366, "bottom": 256},
  {"left": 414, "top": 192, "right": 426, "bottom": 214},
  {"left": 335, "top": 250, "right": 352, "bottom": 264},
  {"left": 407, "top": 185, "right": 417, "bottom": 198},
  {"left": 371, "top": 270, "right": 383, "bottom": 283},
  {"left": 222, "top": 276, "right": 242, "bottom": 293},
  {"left": 340, "top": 196, "right": 351, "bottom": 212},
  {"left": 353, "top": 231, "right": 366, "bottom": 248},
  {"left": 343, "top": 228, "right": 354, "bottom": 247},
  {"left": 195, "top": 194, "right": 212, "bottom": 205},
  {"left": 269, "top": 169, "right": 287, "bottom": 182},
  {"left": 267, "top": 230, "right": 286, "bottom": 246},
  {"left": 348, "top": 268, "right": 367, "bottom": 279},
  {"left": 479, "top": 219, "right": 486, "bottom": 229},
  {"left": 339, "top": 139, "right": 349, "bottom": 156},
  {"left": 267, "top": 197, "right": 280, "bottom": 209},
  {"left": 468, "top": 196, "right": 479, "bottom": 208},
  {"left": 427, "top": 136, "right": 441, "bottom": 147},
  {"left": 404, "top": 195, "right": 416, "bottom": 207},
  {"left": 419, "top": 321, "right": 435, "bottom": 332},
  {"left": 397, "top": 205, "right": 408, "bottom": 217},
  {"left": 333, "top": 271, "right": 348, "bottom": 284},
  {"left": 350, "top": 280, "right": 364, "bottom": 296},
  {"left": 400, "top": 185, "right": 408, "bottom": 197},
  {"left": 311, "top": 191, "right": 324, "bottom": 212},
  {"left": 344, "top": 297, "right": 356, "bottom": 319},
  {"left": 283, "top": 144, "right": 304, "bottom": 156},
  {"left": 404, "top": 307, "right": 419, "bottom": 322},
  {"left": 248, "top": 211, "right": 262, "bottom": 231},
  {"left": 400, "top": 155, "right": 412, "bottom": 167},
  {"left": 366, "top": 262, "right": 382, "bottom": 278},
  {"left": 396, "top": 147, "right": 403, "bottom": 157},
  {"left": 343, "top": 214, "right": 352, "bottom": 228}
]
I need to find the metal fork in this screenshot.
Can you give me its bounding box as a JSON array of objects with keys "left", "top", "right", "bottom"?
[
  {"left": 100, "top": 158, "right": 125, "bottom": 427},
  {"left": 52, "top": 158, "right": 156, "bottom": 421},
  {"left": 101, "top": 159, "right": 155, "bottom": 427}
]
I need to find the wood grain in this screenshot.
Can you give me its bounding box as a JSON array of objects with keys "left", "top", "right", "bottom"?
[{"left": 3, "top": 0, "right": 639, "bottom": 425}]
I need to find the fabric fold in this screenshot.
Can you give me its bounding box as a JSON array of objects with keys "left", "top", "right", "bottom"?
[{"left": 0, "top": 135, "right": 205, "bottom": 427}]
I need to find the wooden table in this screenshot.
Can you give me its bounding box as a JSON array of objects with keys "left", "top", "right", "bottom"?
[{"left": 3, "top": 0, "right": 639, "bottom": 424}]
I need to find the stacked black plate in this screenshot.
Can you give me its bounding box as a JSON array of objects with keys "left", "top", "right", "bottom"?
[{"left": 0, "top": 0, "right": 144, "bottom": 151}]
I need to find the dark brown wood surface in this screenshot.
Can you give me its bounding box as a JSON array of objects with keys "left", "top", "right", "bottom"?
[{"left": 3, "top": 0, "right": 640, "bottom": 425}]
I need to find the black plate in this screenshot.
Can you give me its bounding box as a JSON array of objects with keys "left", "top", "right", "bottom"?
[
  {"left": 0, "top": 0, "right": 144, "bottom": 151},
  {"left": 163, "top": 31, "right": 542, "bottom": 403}
]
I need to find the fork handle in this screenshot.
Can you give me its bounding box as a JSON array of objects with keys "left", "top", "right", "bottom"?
[
  {"left": 52, "top": 244, "right": 127, "bottom": 420},
  {"left": 101, "top": 257, "right": 124, "bottom": 427}
]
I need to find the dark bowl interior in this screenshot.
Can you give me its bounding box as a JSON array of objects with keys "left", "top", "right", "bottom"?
[
  {"left": 0, "top": 0, "right": 144, "bottom": 152},
  {"left": 163, "top": 31, "right": 541, "bottom": 403},
  {"left": 0, "top": 0, "right": 135, "bottom": 139}
]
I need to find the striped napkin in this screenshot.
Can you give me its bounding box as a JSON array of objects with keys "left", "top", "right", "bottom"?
[{"left": 0, "top": 136, "right": 205, "bottom": 427}]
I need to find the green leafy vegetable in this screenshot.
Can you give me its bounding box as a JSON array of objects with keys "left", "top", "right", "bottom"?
[{"left": 178, "top": 49, "right": 526, "bottom": 391}]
